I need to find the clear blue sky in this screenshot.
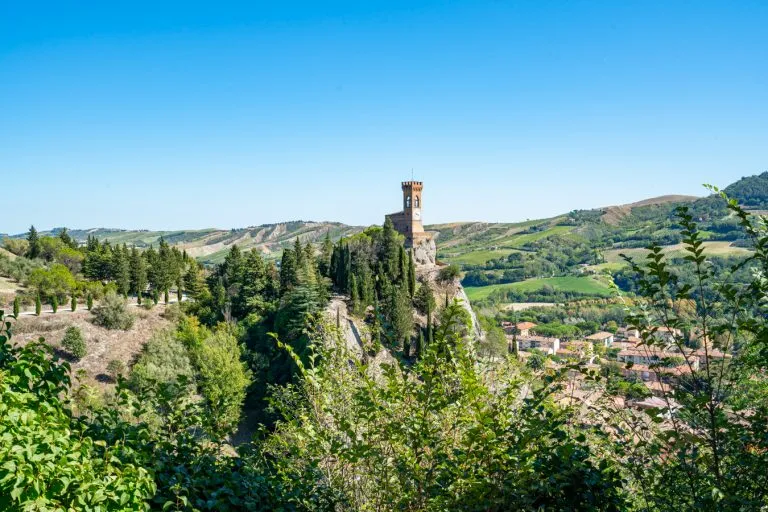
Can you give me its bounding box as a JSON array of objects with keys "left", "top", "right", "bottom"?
[{"left": 1, "top": 1, "right": 766, "bottom": 234}]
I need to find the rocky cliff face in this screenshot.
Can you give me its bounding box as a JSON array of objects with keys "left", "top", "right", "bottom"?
[
  {"left": 412, "top": 235, "right": 437, "bottom": 266},
  {"left": 415, "top": 243, "right": 484, "bottom": 342}
]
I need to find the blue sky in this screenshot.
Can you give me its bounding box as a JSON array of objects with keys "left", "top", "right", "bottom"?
[{"left": 1, "top": 0, "right": 766, "bottom": 234}]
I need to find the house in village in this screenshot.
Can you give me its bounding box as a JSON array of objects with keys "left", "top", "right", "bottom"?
[
  {"left": 516, "top": 335, "right": 560, "bottom": 355},
  {"left": 586, "top": 331, "right": 615, "bottom": 347}
]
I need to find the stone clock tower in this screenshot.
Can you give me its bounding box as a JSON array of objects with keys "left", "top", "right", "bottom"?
[
  {"left": 401, "top": 181, "right": 424, "bottom": 236},
  {"left": 385, "top": 180, "right": 431, "bottom": 249}
]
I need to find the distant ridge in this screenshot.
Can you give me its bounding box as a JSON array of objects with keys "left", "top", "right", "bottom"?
[{"left": 601, "top": 194, "right": 699, "bottom": 225}]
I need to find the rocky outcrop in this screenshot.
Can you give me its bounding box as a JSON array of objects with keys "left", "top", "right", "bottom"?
[{"left": 412, "top": 234, "right": 437, "bottom": 266}]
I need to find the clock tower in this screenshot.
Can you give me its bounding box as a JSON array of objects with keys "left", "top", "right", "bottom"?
[
  {"left": 385, "top": 181, "right": 429, "bottom": 248},
  {"left": 402, "top": 181, "right": 424, "bottom": 236}
]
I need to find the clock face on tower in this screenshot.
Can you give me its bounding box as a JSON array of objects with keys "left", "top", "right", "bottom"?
[{"left": 414, "top": 210, "right": 421, "bottom": 220}]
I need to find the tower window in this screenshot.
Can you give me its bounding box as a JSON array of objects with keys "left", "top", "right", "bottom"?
[
  {"left": 415, "top": 196, "right": 420, "bottom": 208},
  {"left": 405, "top": 196, "right": 411, "bottom": 208}
]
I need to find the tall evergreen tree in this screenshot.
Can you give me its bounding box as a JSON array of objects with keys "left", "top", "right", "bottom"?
[
  {"left": 35, "top": 294, "right": 41, "bottom": 316},
  {"left": 129, "top": 247, "right": 148, "bottom": 298},
  {"left": 114, "top": 245, "right": 131, "bottom": 296},
  {"left": 414, "top": 281, "right": 436, "bottom": 315},
  {"left": 398, "top": 246, "right": 407, "bottom": 284},
  {"left": 184, "top": 261, "right": 206, "bottom": 299},
  {"left": 318, "top": 232, "right": 334, "bottom": 278},
  {"left": 293, "top": 237, "right": 304, "bottom": 272},
  {"left": 408, "top": 250, "right": 416, "bottom": 298},
  {"left": 144, "top": 246, "right": 160, "bottom": 294},
  {"left": 388, "top": 285, "right": 413, "bottom": 353},
  {"left": 279, "top": 245, "right": 297, "bottom": 295},
  {"left": 58, "top": 228, "right": 77, "bottom": 249},
  {"left": 157, "top": 238, "right": 175, "bottom": 296},
  {"left": 380, "top": 218, "right": 400, "bottom": 281},
  {"left": 27, "top": 225, "right": 40, "bottom": 259},
  {"left": 350, "top": 274, "right": 359, "bottom": 315},
  {"left": 13, "top": 296, "right": 20, "bottom": 317}
]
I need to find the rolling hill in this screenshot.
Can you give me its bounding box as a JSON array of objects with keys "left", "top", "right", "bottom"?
[
  {"left": 7, "top": 172, "right": 765, "bottom": 303},
  {"left": 14, "top": 222, "right": 363, "bottom": 265}
]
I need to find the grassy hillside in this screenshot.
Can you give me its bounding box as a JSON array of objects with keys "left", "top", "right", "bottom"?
[
  {"left": 465, "top": 276, "right": 613, "bottom": 302},
  {"left": 438, "top": 173, "right": 767, "bottom": 304}
]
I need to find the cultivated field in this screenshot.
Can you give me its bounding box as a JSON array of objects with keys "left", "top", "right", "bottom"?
[{"left": 465, "top": 276, "right": 613, "bottom": 302}]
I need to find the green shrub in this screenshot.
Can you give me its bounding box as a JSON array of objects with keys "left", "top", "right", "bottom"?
[
  {"left": 92, "top": 292, "right": 134, "bottom": 330},
  {"left": 61, "top": 326, "right": 86, "bottom": 360},
  {"left": 70, "top": 294, "right": 77, "bottom": 312},
  {"left": 51, "top": 296, "right": 58, "bottom": 314},
  {"left": 35, "top": 294, "right": 41, "bottom": 316},
  {"left": 86, "top": 293, "right": 93, "bottom": 311},
  {"left": 128, "top": 330, "right": 195, "bottom": 393},
  {"left": 437, "top": 264, "right": 461, "bottom": 284},
  {"left": 13, "top": 296, "right": 19, "bottom": 317}
]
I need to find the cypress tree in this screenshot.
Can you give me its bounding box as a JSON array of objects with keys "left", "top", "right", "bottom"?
[
  {"left": 398, "top": 246, "right": 407, "bottom": 284},
  {"left": 137, "top": 291, "right": 142, "bottom": 305},
  {"left": 417, "top": 329, "right": 425, "bottom": 359},
  {"left": 164, "top": 289, "right": 170, "bottom": 305},
  {"left": 157, "top": 238, "right": 174, "bottom": 298},
  {"left": 35, "top": 294, "right": 41, "bottom": 316},
  {"left": 129, "top": 247, "right": 147, "bottom": 298},
  {"left": 51, "top": 296, "right": 58, "bottom": 314},
  {"left": 350, "top": 274, "right": 359, "bottom": 315},
  {"left": 177, "top": 279, "right": 183, "bottom": 303},
  {"left": 381, "top": 217, "right": 400, "bottom": 280},
  {"left": 86, "top": 293, "right": 93, "bottom": 311},
  {"left": 153, "top": 289, "right": 159, "bottom": 305},
  {"left": 408, "top": 250, "right": 416, "bottom": 297},
  {"left": 71, "top": 294, "right": 77, "bottom": 312},
  {"left": 330, "top": 243, "right": 340, "bottom": 287},
  {"left": 344, "top": 244, "right": 352, "bottom": 293},
  {"left": 13, "top": 296, "right": 20, "bottom": 317}
]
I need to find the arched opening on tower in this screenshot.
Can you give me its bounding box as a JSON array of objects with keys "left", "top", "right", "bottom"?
[
  {"left": 415, "top": 196, "right": 420, "bottom": 208},
  {"left": 405, "top": 196, "right": 411, "bottom": 208}
]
